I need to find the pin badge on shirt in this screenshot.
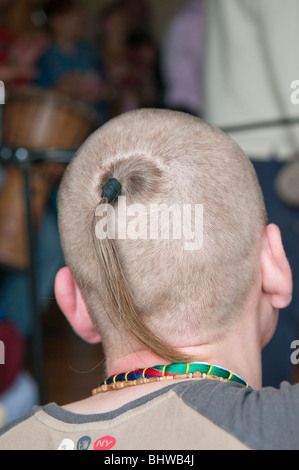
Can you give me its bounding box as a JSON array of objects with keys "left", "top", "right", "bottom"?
[
  {"left": 93, "top": 436, "right": 116, "bottom": 450},
  {"left": 57, "top": 438, "right": 75, "bottom": 450},
  {"left": 77, "top": 436, "right": 91, "bottom": 450}
]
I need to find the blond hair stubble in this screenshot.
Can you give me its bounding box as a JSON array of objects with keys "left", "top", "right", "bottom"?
[{"left": 58, "top": 109, "right": 267, "bottom": 363}]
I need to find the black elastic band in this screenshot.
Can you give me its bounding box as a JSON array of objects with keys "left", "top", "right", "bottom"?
[{"left": 101, "top": 178, "right": 122, "bottom": 203}]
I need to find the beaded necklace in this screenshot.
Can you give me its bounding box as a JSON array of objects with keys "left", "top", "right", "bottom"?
[{"left": 92, "top": 362, "right": 252, "bottom": 395}]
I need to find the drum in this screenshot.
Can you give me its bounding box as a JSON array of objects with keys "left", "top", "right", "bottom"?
[
  {"left": 0, "top": 87, "right": 98, "bottom": 270},
  {"left": 1, "top": 87, "right": 98, "bottom": 150}
]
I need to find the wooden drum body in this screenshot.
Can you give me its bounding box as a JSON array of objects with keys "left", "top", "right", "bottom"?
[
  {"left": 1, "top": 87, "right": 97, "bottom": 150},
  {"left": 0, "top": 87, "right": 98, "bottom": 270}
]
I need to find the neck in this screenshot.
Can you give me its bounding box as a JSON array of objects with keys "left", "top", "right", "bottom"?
[
  {"left": 106, "top": 330, "right": 262, "bottom": 390},
  {"left": 105, "top": 291, "right": 267, "bottom": 391}
]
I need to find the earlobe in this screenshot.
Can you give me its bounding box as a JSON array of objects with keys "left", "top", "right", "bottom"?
[
  {"left": 261, "top": 224, "right": 293, "bottom": 309},
  {"left": 54, "top": 267, "right": 102, "bottom": 344}
]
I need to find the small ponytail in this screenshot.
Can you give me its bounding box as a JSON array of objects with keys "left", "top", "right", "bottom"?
[{"left": 93, "top": 166, "right": 194, "bottom": 364}]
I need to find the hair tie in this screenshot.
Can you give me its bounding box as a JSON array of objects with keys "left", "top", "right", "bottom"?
[{"left": 101, "top": 178, "right": 122, "bottom": 203}]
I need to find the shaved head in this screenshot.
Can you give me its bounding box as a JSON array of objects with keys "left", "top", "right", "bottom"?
[{"left": 58, "top": 109, "right": 267, "bottom": 361}]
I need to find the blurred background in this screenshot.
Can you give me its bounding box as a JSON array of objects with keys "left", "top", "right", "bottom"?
[{"left": 0, "top": 0, "right": 299, "bottom": 427}]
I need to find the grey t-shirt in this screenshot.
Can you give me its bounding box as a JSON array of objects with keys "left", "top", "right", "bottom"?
[{"left": 1, "top": 379, "right": 299, "bottom": 450}]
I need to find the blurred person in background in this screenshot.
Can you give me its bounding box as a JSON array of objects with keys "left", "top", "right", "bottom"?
[
  {"left": 0, "top": 0, "right": 48, "bottom": 86},
  {"left": 97, "top": 0, "right": 160, "bottom": 118},
  {"left": 124, "top": 30, "right": 163, "bottom": 112},
  {"left": 122, "top": 0, "right": 152, "bottom": 35},
  {"left": 97, "top": 1, "right": 130, "bottom": 117},
  {"left": 35, "top": 0, "right": 107, "bottom": 122},
  {"left": 161, "top": 0, "right": 206, "bottom": 117}
]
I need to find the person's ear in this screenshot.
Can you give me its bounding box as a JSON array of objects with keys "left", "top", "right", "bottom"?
[
  {"left": 54, "top": 267, "right": 101, "bottom": 344},
  {"left": 261, "top": 224, "right": 293, "bottom": 309}
]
